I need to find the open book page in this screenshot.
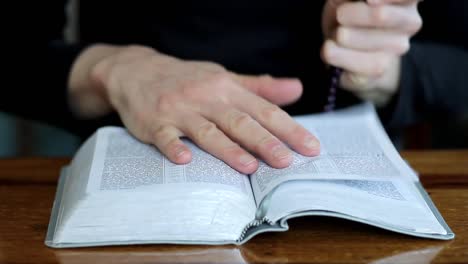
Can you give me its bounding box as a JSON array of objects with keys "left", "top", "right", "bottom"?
[
  {"left": 264, "top": 179, "right": 447, "bottom": 235},
  {"left": 86, "top": 127, "right": 254, "bottom": 198},
  {"left": 249, "top": 103, "right": 418, "bottom": 204},
  {"left": 54, "top": 127, "right": 256, "bottom": 244},
  {"left": 247, "top": 103, "right": 446, "bottom": 236}
]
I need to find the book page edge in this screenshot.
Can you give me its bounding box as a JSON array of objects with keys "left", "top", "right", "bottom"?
[
  {"left": 414, "top": 181, "right": 455, "bottom": 239},
  {"left": 45, "top": 166, "right": 70, "bottom": 248}
]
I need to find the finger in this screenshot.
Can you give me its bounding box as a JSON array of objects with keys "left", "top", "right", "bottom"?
[
  {"left": 337, "top": 2, "right": 422, "bottom": 34},
  {"left": 322, "top": 40, "right": 393, "bottom": 78},
  {"left": 150, "top": 125, "right": 192, "bottom": 164},
  {"left": 334, "top": 27, "right": 409, "bottom": 55},
  {"left": 233, "top": 74, "right": 303, "bottom": 106},
  {"left": 180, "top": 113, "right": 259, "bottom": 174},
  {"left": 323, "top": 0, "right": 349, "bottom": 38},
  {"left": 353, "top": 87, "right": 395, "bottom": 106},
  {"left": 231, "top": 90, "right": 320, "bottom": 158},
  {"left": 203, "top": 104, "right": 294, "bottom": 169},
  {"left": 368, "top": 0, "right": 420, "bottom": 5}
]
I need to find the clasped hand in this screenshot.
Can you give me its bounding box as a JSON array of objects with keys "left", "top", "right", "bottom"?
[{"left": 322, "top": 0, "right": 422, "bottom": 106}]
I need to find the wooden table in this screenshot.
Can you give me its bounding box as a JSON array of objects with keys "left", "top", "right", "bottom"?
[{"left": 1, "top": 151, "right": 467, "bottom": 263}]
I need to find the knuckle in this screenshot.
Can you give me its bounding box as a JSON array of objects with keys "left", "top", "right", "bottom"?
[
  {"left": 255, "top": 135, "right": 277, "bottom": 152},
  {"left": 321, "top": 42, "right": 332, "bottom": 63},
  {"left": 260, "top": 104, "right": 283, "bottom": 123},
  {"left": 189, "top": 61, "right": 225, "bottom": 72},
  {"left": 194, "top": 122, "right": 218, "bottom": 142},
  {"left": 336, "top": 27, "right": 349, "bottom": 46},
  {"left": 186, "top": 72, "right": 236, "bottom": 101},
  {"left": 201, "top": 62, "right": 226, "bottom": 73},
  {"left": 371, "top": 7, "right": 388, "bottom": 26},
  {"left": 321, "top": 41, "right": 337, "bottom": 64},
  {"left": 258, "top": 74, "right": 274, "bottom": 83},
  {"left": 156, "top": 93, "right": 179, "bottom": 112},
  {"left": 152, "top": 125, "right": 174, "bottom": 142},
  {"left": 179, "top": 79, "right": 231, "bottom": 105},
  {"left": 336, "top": 5, "right": 347, "bottom": 25},
  {"left": 121, "top": 45, "right": 155, "bottom": 57},
  {"left": 132, "top": 110, "right": 148, "bottom": 132},
  {"left": 409, "top": 16, "right": 423, "bottom": 35},
  {"left": 179, "top": 81, "right": 202, "bottom": 99},
  {"left": 130, "top": 111, "right": 154, "bottom": 143},
  {"left": 291, "top": 124, "right": 307, "bottom": 136},
  {"left": 221, "top": 143, "right": 242, "bottom": 158},
  {"left": 396, "top": 39, "right": 410, "bottom": 55},
  {"left": 228, "top": 111, "right": 254, "bottom": 132},
  {"left": 205, "top": 72, "right": 233, "bottom": 88}
]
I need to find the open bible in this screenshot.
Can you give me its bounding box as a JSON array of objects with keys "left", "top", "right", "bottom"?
[{"left": 45, "top": 103, "right": 454, "bottom": 248}]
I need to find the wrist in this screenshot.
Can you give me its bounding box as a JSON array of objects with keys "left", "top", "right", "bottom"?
[
  {"left": 68, "top": 44, "right": 121, "bottom": 118},
  {"left": 90, "top": 45, "right": 156, "bottom": 93},
  {"left": 68, "top": 44, "right": 155, "bottom": 119}
]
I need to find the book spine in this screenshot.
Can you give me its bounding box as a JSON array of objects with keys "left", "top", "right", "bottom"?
[{"left": 237, "top": 217, "right": 274, "bottom": 242}]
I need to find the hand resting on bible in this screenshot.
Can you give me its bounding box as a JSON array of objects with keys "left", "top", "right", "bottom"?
[{"left": 68, "top": 45, "right": 320, "bottom": 174}]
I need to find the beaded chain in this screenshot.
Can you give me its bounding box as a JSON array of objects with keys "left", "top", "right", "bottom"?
[{"left": 324, "top": 67, "right": 342, "bottom": 112}]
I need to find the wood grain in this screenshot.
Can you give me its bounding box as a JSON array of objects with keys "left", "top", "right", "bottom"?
[
  {"left": 0, "top": 151, "right": 467, "bottom": 264},
  {"left": 402, "top": 151, "right": 468, "bottom": 188},
  {"left": 0, "top": 158, "right": 69, "bottom": 184}
]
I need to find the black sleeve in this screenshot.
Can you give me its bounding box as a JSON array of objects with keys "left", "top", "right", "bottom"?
[
  {"left": 1, "top": 2, "right": 120, "bottom": 138},
  {"left": 381, "top": 43, "right": 468, "bottom": 128},
  {"left": 379, "top": 0, "right": 468, "bottom": 129}
]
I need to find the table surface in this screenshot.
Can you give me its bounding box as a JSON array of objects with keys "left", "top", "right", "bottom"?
[{"left": 1, "top": 151, "right": 467, "bottom": 264}]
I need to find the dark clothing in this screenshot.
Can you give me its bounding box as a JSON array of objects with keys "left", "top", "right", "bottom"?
[
  {"left": 384, "top": 1, "right": 468, "bottom": 128},
  {"left": 2, "top": 1, "right": 468, "bottom": 139}
]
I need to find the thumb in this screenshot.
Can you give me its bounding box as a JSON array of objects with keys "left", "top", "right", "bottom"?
[
  {"left": 234, "top": 74, "right": 303, "bottom": 106},
  {"left": 340, "top": 71, "right": 372, "bottom": 92}
]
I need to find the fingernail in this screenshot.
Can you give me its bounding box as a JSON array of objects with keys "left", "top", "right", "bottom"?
[
  {"left": 239, "top": 154, "right": 256, "bottom": 166},
  {"left": 304, "top": 137, "right": 320, "bottom": 150},
  {"left": 175, "top": 146, "right": 187, "bottom": 157},
  {"left": 272, "top": 145, "right": 291, "bottom": 160}
]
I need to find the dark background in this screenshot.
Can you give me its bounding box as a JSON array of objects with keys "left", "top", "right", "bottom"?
[{"left": 0, "top": 0, "right": 466, "bottom": 157}]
